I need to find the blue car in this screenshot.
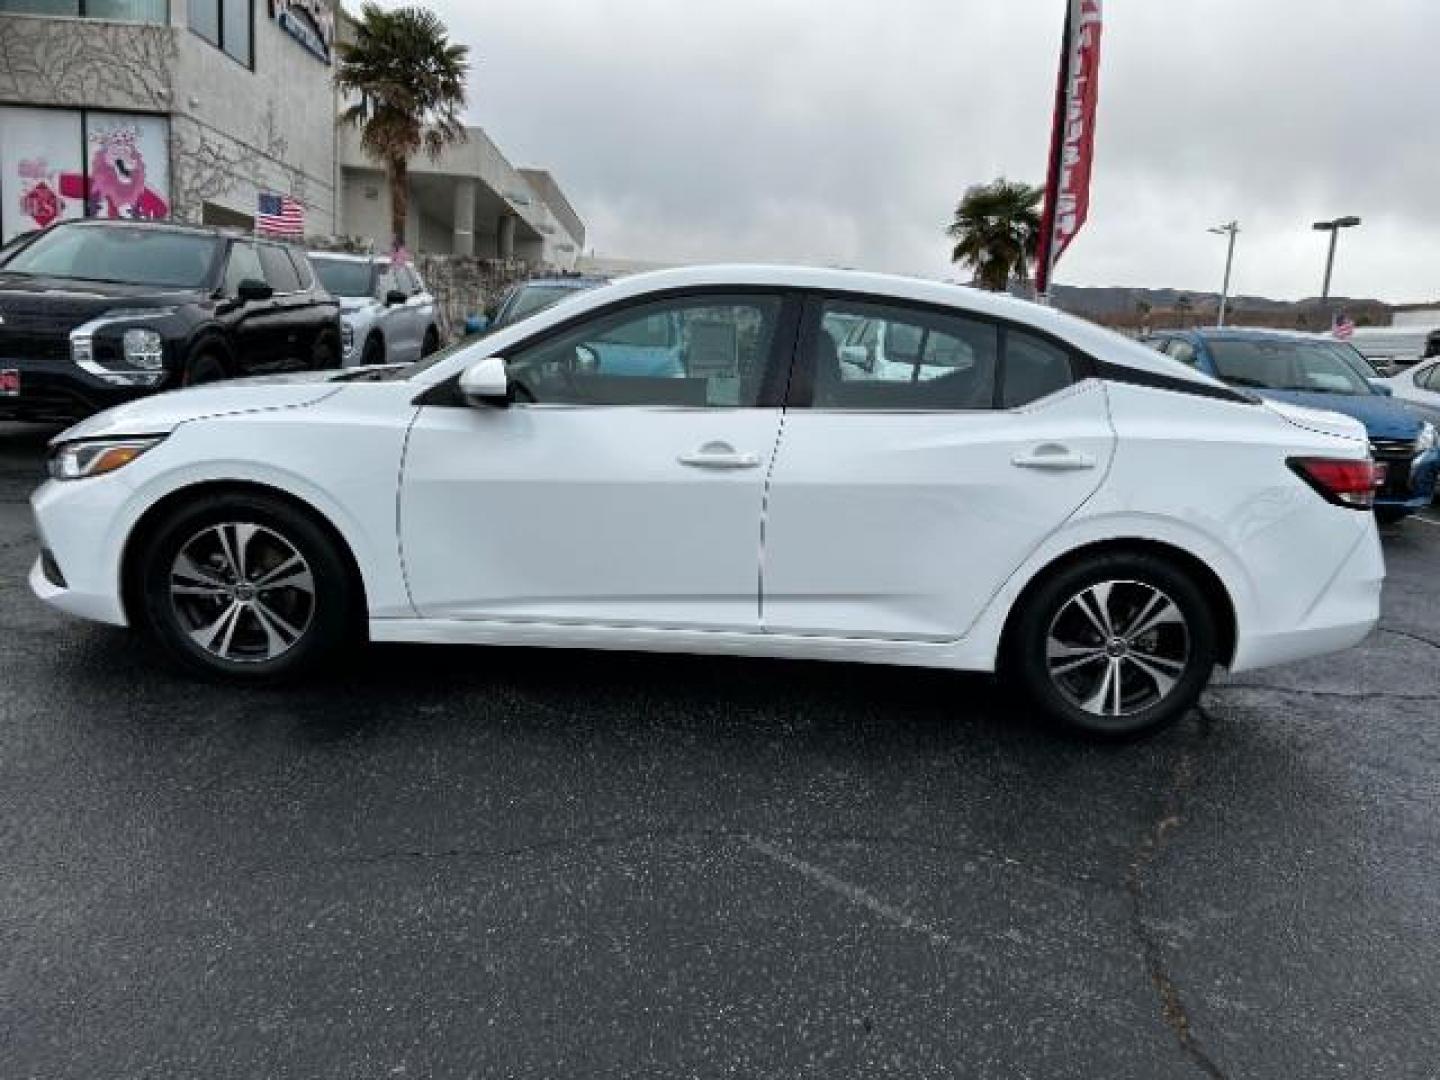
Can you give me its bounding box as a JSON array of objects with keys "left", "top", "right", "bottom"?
[{"left": 1150, "top": 328, "right": 1439, "bottom": 522}]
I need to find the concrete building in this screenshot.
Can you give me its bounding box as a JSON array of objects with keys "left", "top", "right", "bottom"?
[{"left": 0, "top": 0, "right": 583, "bottom": 265}]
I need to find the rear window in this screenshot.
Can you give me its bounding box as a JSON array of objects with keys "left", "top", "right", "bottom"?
[{"left": 4, "top": 225, "right": 220, "bottom": 288}]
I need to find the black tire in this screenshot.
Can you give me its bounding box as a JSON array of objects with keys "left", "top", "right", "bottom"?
[
  {"left": 135, "top": 492, "right": 358, "bottom": 683},
  {"left": 1376, "top": 509, "right": 1408, "bottom": 526},
  {"left": 421, "top": 327, "right": 441, "bottom": 357},
  {"left": 1006, "top": 552, "right": 1218, "bottom": 739},
  {"left": 361, "top": 334, "right": 385, "bottom": 367},
  {"left": 183, "top": 347, "right": 227, "bottom": 386},
  {"left": 313, "top": 329, "right": 342, "bottom": 370}
]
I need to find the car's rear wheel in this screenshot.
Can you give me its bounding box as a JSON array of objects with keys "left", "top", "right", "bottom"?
[
  {"left": 1008, "top": 553, "right": 1218, "bottom": 738},
  {"left": 135, "top": 493, "right": 357, "bottom": 681}
]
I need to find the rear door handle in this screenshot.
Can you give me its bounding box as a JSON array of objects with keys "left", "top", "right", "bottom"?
[
  {"left": 679, "top": 442, "right": 761, "bottom": 470},
  {"left": 1012, "top": 444, "right": 1097, "bottom": 471}
]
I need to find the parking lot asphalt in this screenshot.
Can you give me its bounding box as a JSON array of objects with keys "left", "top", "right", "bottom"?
[{"left": 1, "top": 421, "right": 1437, "bottom": 1079}]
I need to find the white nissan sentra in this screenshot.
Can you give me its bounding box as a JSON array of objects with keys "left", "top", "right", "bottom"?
[{"left": 29, "top": 266, "right": 1384, "bottom": 737}]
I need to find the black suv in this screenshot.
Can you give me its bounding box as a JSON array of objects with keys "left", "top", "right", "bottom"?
[{"left": 0, "top": 220, "right": 341, "bottom": 422}]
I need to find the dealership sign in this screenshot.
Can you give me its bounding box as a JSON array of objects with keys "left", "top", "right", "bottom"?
[
  {"left": 1036, "top": 0, "right": 1103, "bottom": 296},
  {"left": 270, "top": 0, "right": 335, "bottom": 64}
]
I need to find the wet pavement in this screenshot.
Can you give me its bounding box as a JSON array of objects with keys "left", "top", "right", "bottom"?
[{"left": 1, "top": 421, "right": 1437, "bottom": 1078}]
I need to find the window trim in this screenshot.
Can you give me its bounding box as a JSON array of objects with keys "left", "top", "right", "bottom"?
[{"left": 415, "top": 286, "right": 804, "bottom": 410}]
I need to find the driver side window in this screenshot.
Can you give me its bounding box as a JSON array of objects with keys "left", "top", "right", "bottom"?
[
  {"left": 223, "top": 242, "right": 264, "bottom": 297},
  {"left": 504, "top": 294, "right": 785, "bottom": 407}
]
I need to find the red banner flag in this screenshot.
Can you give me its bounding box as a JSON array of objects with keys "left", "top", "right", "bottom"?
[{"left": 1036, "top": 0, "right": 1104, "bottom": 297}]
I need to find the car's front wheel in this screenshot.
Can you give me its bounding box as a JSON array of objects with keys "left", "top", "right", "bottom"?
[
  {"left": 135, "top": 492, "right": 357, "bottom": 681},
  {"left": 1008, "top": 552, "right": 1218, "bottom": 738}
]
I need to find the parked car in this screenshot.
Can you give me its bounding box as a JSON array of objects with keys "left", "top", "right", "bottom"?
[
  {"left": 309, "top": 252, "right": 442, "bottom": 367},
  {"left": 0, "top": 220, "right": 341, "bottom": 422},
  {"left": 489, "top": 275, "right": 609, "bottom": 331},
  {"left": 1384, "top": 356, "right": 1440, "bottom": 427},
  {"left": 31, "top": 266, "right": 1386, "bottom": 738},
  {"left": 1343, "top": 326, "right": 1433, "bottom": 373},
  {"left": 1150, "top": 328, "right": 1438, "bottom": 522}
]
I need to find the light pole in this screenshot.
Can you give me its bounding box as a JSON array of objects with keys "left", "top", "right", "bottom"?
[
  {"left": 1313, "top": 216, "right": 1361, "bottom": 302},
  {"left": 1209, "top": 221, "right": 1239, "bottom": 327}
]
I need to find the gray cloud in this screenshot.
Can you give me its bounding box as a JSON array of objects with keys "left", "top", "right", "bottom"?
[{"left": 397, "top": 0, "right": 1440, "bottom": 302}]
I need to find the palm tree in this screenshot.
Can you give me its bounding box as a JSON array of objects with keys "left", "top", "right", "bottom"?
[
  {"left": 946, "top": 178, "right": 1043, "bottom": 292},
  {"left": 335, "top": 3, "right": 470, "bottom": 253}
]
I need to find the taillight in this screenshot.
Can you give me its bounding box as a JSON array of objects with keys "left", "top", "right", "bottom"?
[{"left": 1287, "top": 457, "right": 1379, "bottom": 509}]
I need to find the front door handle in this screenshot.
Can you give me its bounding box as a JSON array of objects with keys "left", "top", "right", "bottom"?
[
  {"left": 1012, "top": 444, "right": 1097, "bottom": 471},
  {"left": 679, "top": 441, "right": 761, "bottom": 470}
]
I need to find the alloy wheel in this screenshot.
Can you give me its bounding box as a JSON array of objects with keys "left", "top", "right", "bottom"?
[
  {"left": 168, "top": 522, "right": 316, "bottom": 663},
  {"left": 1045, "top": 580, "right": 1191, "bottom": 719}
]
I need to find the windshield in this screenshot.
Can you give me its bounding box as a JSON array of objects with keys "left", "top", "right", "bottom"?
[
  {"left": 311, "top": 257, "right": 375, "bottom": 298},
  {"left": 1208, "top": 339, "right": 1374, "bottom": 395},
  {"left": 506, "top": 284, "right": 585, "bottom": 324},
  {"left": 3, "top": 225, "right": 220, "bottom": 288}
]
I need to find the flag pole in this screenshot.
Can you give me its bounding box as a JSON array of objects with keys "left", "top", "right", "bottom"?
[{"left": 1037, "top": 0, "right": 1077, "bottom": 305}]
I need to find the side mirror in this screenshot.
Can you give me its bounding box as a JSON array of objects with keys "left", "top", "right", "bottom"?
[
  {"left": 237, "top": 278, "right": 274, "bottom": 303},
  {"left": 459, "top": 355, "right": 509, "bottom": 408},
  {"left": 1368, "top": 379, "right": 1393, "bottom": 397},
  {"left": 385, "top": 289, "right": 408, "bottom": 307}
]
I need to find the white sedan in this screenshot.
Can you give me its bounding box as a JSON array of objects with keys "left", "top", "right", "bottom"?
[
  {"left": 29, "top": 266, "right": 1384, "bottom": 737},
  {"left": 1384, "top": 356, "right": 1440, "bottom": 426}
]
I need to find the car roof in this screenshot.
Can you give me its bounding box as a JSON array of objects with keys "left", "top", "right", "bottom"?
[
  {"left": 55, "top": 218, "right": 251, "bottom": 242},
  {"left": 519, "top": 276, "right": 610, "bottom": 289},
  {"left": 432, "top": 264, "right": 1227, "bottom": 390}
]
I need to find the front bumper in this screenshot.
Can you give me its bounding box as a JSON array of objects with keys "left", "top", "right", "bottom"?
[
  {"left": 28, "top": 476, "right": 132, "bottom": 627},
  {"left": 0, "top": 354, "right": 155, "bottom": 422},
  {"left": 1373, "top": 446, "right": 1439, "bottom": 514}
]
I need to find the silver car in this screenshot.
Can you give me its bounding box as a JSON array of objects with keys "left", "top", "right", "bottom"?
[{"left": 309, "top": 252, "right": 442, "bottom": 367}]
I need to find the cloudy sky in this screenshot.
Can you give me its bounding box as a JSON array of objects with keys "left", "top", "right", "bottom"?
[{"left": 395, "top": 0, "right": 1437, "bottom": 302}]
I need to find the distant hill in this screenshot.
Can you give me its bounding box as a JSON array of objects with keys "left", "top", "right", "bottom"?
[{"left": 1050, "top": 284, "right": 1394, "bottom": 332}]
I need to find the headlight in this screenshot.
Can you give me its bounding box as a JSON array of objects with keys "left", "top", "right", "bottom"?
[
  {"left": 342, "top": 322, "right": 356, "bottom": 356},
  {"left": 1417, "top": 422, "right": 1437, "bottom": 455},
  {"left": 47, "top": 437, "right": 164, "bottom": 481},
  {"left": 122, "top": 328, "right": 164, "bottom": 370}
]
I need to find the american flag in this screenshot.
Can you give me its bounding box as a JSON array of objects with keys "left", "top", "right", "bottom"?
[
  {"left": 257, "top": 192, "right": 305, "bottom": 238},
  {"left": 1332, "top": 313, "right": 1356, "bottom": 341}
]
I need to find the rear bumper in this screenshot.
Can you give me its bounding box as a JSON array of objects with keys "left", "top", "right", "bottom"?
[
  {"left": 0, "top": 355, "right": 152, "bottom": 422},
  {"left": 1230, "top": 521, "right": 1383, "bottom": 673}
]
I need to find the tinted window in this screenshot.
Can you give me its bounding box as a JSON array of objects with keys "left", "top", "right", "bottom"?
[
  {"left": 6, "top": 225, "right": 220, "bottom": 288},
  {"left": 1209, "top": 339, "right": 1372, "bottom": 395},
  {"left": 507, "top": 294, "right": 783, "bottom": 407},
  {"left": 815, "top": 300, "right": 998, "bottom": 410},
  {"left": 223, "top": 242, "right": 264, "bottom": 296},
  {"left": 1004, "top": 330, "right": 1076, "bottom": 407},
  {"left": 310, "top": 257, "right": 373, "bottom": 297},
  {"left": 259, "top": 245, "right": 301, "bottom": 293},
  {"left": 189, "top": 0, "right": 219, "bottom": 43},
  {"left": 1422, "top": 363, "right": 1440, "bottom": 391},
  {"left": 221, "top": 0, "right": 251, "bottom": 66}
]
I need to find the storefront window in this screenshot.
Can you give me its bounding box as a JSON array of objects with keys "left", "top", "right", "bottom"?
[
  {"left": 0, "top": 0, "right": 167, "bottom": 23},
  {"left": 0, "top": 108, "right": 171, "bottom": 243}
]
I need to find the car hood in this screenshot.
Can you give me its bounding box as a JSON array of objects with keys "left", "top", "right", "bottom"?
[
  {"left": 1253, "top": 388, "right": 1424, "bottom": 440},
  {"left": 337, "top": 295, "right": 376, "bottom": 314},
  {"left": 53, "top": 370, "right": 350, "bottom": 442},
  {"left": 0, "top": 274, "right": 205, "bottom": 325}
]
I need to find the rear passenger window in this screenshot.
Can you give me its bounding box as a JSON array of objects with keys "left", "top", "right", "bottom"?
[
  {"left": 258, "top": 245, "right": 300, "bottom": 293},
  {"left": 1003, "top": 330, "right": 1076, "bottom": 407},
  {"left": 815, "top": 300, "right": 999, "bottom": 410}
]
